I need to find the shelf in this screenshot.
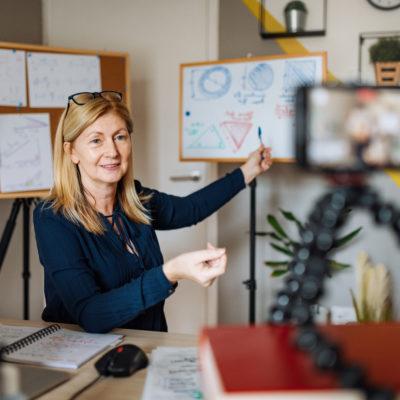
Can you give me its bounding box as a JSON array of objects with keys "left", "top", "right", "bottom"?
[
  {"left": 259, "top": 0, "right": 327, "bottom": 40},
  {"left": 260, "top": 30, "right": 326, "bottom": 39}
]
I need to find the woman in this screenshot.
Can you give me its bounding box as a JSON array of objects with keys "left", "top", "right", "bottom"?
[{"left": 34, "top": 91, "right": 272, "bottom": 333}]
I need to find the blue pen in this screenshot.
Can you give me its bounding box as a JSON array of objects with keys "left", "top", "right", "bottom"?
[{"left": 258, "top": 126, "right": 265, "bottom": 160}]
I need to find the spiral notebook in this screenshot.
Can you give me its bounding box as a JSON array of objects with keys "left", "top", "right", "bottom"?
[{"left": 0, "top": 323, "right": 123, "bottom": 369}]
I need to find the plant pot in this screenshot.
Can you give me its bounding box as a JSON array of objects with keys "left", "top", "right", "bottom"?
[
  {"left": 374, "top": 62, "right": 400, "bottom": 86},
  {"left": 284, "top": 9, "right": 307, "bottom": 33}
]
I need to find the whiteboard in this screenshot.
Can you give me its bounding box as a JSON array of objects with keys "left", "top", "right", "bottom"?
[{"left": 180, "top": 53, "right": 326, "bottom": 162}]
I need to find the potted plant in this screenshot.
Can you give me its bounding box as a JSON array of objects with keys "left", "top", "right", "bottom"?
[
  {"left": 263, "top": 208, "right": 361, "bottom": 277},
  {"left": 350, "top": 252, "right": 393, "bottom": 322},
  {"left": 284, "top": 1, "right": 308, "bottom": 33},
  {"left": 369, "top": 37, "right": 400, "bottom": 86}
]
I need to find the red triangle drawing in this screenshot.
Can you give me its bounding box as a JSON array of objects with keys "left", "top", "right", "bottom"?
[{"left": 220, "top": 121, "right": 252, "bottom": 152}]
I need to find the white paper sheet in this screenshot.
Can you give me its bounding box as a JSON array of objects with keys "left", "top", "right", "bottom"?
[
  {"left": 27, "top": 52, "right": 101, "bottom": 108},
  {"left": 141, "top": 347, "right": 203, "bottom": 400},
  {"left": 0, "top": 49, "right": 27, "bottom": 107},
  {"left": 0, "top": 113, "right": 53, "bottom": 192}
]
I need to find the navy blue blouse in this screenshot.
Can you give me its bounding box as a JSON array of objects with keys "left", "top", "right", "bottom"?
[{"left": 33, "top": 168, "right": 245, "bottom": 333}]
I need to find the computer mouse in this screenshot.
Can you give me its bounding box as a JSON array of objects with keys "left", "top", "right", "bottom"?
[{"left": 95, "top": 344, "right": 149, "bottom": 377}]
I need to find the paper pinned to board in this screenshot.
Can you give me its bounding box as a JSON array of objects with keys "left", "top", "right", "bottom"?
[
  {"left": 141, "top": 347, "right": 203, "bottom": 400},
  {"left": 27, "top": 52, "right": 101, "bottom": 108},
  {"left": 0, "top": 49, "right": 27, "bottom": 107},
  {"left": 0, "top": 113, "right": 53, "bottom": 192}
]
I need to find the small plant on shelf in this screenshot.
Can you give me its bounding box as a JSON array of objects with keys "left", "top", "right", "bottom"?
[
  {"left": 369, "top": 37, "right": 400, "bottom": 63},
  {"left": 283, "top": 1, "right": 308, "bottom": 33},
  {"left": 284, "top": 0, "right": 307, "bottom": 13},
  {"left": 369, "top": 37, "right": 400, "bottom": 86},
  {"left": 263, "top": 208, "right": 362, "bottom": 277}
]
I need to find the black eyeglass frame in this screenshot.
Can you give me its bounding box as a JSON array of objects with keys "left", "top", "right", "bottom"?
[{"left": 65, "top": 91, "right": 123, "bottom": 116}]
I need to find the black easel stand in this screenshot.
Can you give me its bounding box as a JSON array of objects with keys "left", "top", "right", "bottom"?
[
  {"left": 242, "top": 178, "right": 257, "bottom": 325},
  {"left": 0, "top": 198, "right": 33, "bottom": 320}
]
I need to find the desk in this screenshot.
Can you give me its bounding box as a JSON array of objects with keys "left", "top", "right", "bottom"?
[{"left": 1, "top": 319, "right": 197, "bottom": 400}]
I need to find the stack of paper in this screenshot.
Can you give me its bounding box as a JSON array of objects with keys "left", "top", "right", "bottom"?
[{"left": 141, "top": 347, "right": 203, "bottom": 400}]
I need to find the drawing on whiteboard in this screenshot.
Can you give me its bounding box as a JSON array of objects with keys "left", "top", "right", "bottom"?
[
  {"left": 0, "top": 114, "right": 53, "bottom": 192},
  {"left": 190, "top": 66, "right": 232, "bottom": 100},
  {"left": 220, "top": 111, "right": 253, "bottom": 152},
  {"left": 275, "top": 103, "right": 295, "bottom": 119},
  {"left": 282, "top": 60, "right": 317, "bottom": 97},
  {"left": 187, "top": 124, "right": 225, "bottom": 149},
  {"left": 185, "top": 122, "right": 203, "bottom": 136},
  {"left": 234, "top": 63, "right": 273, "bottom": 105},
  {"left": 248, "top": 63, "right": 274, "bottom": 91}
]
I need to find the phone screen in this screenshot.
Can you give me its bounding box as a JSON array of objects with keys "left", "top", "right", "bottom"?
[{"left": 307, "top": 86, "right": 400, "bottom": 170}]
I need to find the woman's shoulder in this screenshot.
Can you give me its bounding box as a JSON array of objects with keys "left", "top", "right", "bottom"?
[{"left": 33, "top": 201, "right": 75, "bottom": 229}]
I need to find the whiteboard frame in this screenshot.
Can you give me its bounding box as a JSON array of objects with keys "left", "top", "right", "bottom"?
[{"left": 179, "top": 52, "right": 327, "bottom": 163}]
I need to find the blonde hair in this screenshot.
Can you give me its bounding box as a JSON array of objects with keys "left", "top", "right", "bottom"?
[{"left": 47, "top": 97, "right": 151, "bottom": 234}]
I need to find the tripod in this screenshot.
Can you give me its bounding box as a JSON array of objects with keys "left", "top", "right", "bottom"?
[
  {"left": 0, "top": 198, "right": 35, "bottom": 320},
  {"left": 268, "top": 182, "right": 399, "bottom": 400}
]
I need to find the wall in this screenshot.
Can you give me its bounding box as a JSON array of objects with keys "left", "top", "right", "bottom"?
[
  {"left": 0, "top": 0, "right": 42, "bottom": 44},
  {"left": 0, "top": 0, "right": 44, "bottom": 320},
  {"left": 217, "top": 0, "right": 400, "bottom": 324}
]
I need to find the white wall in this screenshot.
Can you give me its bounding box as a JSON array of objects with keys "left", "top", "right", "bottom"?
[{"left": 217, "top": 0, "right": 400, "bottom": 325}]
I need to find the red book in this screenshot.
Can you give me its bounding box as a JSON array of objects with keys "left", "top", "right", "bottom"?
[{"left": 200, "top": 323, "right": 400, "bottom": 399}]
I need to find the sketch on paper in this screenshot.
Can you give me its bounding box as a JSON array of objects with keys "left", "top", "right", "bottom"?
[
  {"left": 27, "top": 52, "right": 101, "bottom": 108},
  {"left": 0, "top": 113, "right": 53, "bottom": 192},
  {"left": 181, "top": 54, "right": 325, "bottom": 160},
  {"left": 0, "top": 49, "right": 27, "bottom": 107}
]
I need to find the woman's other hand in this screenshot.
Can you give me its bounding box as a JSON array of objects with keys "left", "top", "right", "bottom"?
[
  {"left": 163, "top": 244, "right": 227, "bottom": 287},
  {"left": 240, "top": 145, "right": 273, "bottom": 185}
]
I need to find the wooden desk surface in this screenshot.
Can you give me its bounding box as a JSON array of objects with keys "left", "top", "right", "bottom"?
[{"left": 1, "top": 319, "right": 198, "bottom": 400}]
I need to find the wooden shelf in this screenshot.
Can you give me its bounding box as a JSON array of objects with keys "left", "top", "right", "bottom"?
[{"left": 260, "top": 30, "right": 326, "bottom": 39}]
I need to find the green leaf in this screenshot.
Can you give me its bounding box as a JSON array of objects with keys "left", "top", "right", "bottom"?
[
  {"left": 270, "top": 243, "right": 294, "bottom": 257},
  {"left": 279, "top": 208, "right": 304, "bottom": 231},
  {"left": 334, "top": 227, "right": 362, "bottom": 248},
  {"left": 271, "top": 269, "right": 288, "bottom": 277},
  {"left": 264, "top": 232, "right": 285, "bottom": 242},
  {"left": 267, "top": 214, "right": 289, "bottom": 239},
  {"left": 264, "top": 261, "right": 290, "bottom": 268},
  {"left": 329, "top": 260, "right": 351, "bottom": 271}
]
